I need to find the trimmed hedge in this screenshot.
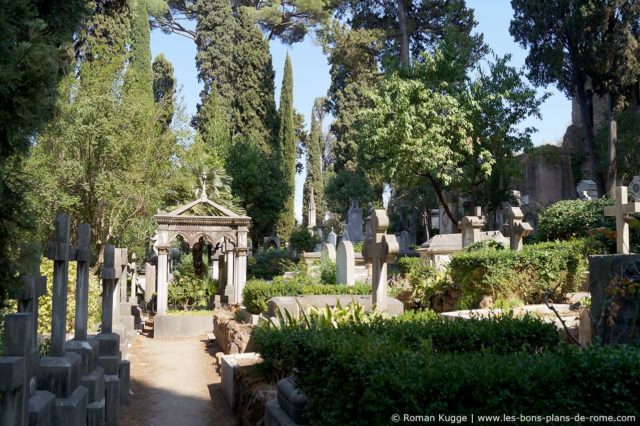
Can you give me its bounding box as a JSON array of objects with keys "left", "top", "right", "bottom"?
[
  {"left": 449, "top": 240, "right": 587, "bottom": 308},
  {"left": 242, "top": 279, "right": 372, "bottom": 314},
  {"left": 253, "top": 314, "right": 640, "bottom": 425},
  {"left": 253, "top": 311, "right": 560, "bottom": 379},
  {"left": 537, "top": 199, "right": 613, "bottom": 242}
]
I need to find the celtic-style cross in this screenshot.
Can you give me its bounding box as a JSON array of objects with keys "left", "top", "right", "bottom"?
[{"left": 363, "top": 209, "right": 399, "bottom": 312}]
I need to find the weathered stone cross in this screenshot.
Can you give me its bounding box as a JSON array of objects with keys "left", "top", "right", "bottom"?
[
  {"left": 507, "top": 207, "right": 533, "bottom": 251},
  {"left": 74, "top": 223, "right": 91, "bottom": 341},
  {"left": 46, "top": 213, "right": 75, "bottom": 356},
  {"left": 604, "top": 186, "right": 640, "bottom": 254},
  {"left": 101, "top": 245, "right": 117, "bottom": 334},
  {"left": 363, "top": 209, "right": 399, "bottom": 312}
]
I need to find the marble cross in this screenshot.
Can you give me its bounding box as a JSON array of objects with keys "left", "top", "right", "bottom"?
[
  {"left": 46, "top": 213, "right": 75, "bottom": 356},
  {"left": 604, "top": 186, "right": 640, "bottom": 254},
  {"left": 129, "top": 253, "right": 138, "bottom": 305},
  {"left": 507, "top": 207, "right": 533, "bottom": 251},
  {"left": 363, "top": 209, "right": 399, "bottom": 312},
  {"left": 101, "top": 245, "right": 117, "bottom": 334},
  {"left": 74, "top": 223, "right": 91, "bottom": 341}
]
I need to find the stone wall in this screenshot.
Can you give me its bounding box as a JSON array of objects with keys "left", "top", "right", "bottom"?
[{"left": 213, "top": 309, "right": 255, "bottom": 354}]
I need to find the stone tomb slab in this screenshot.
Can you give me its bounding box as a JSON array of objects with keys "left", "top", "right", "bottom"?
[
  {"left": 220, "top": 352, "right": 262, "bottom": 410},
  {"left": 267, "top": 295, "right": 404, "bottom": 317},
  {"left": 589, "top": 254, "right": 640, "bottom": 345}
]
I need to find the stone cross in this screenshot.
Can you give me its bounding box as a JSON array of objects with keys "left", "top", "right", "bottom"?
[
  {"left": 363, "top": 209, "right": 399, "bottom": 312},
  {"left": 46, "top": 213, "right": 75, "bottom": 357},
  {"left": 119, "top": 248, "right": 129, "bottom": 304},
  {"left": 129, "top": 253, "right": 138, "bottom": 304},
  {"left": 2, "top": 312, "right": 33, "bottom": 425},
  {"left": 507, "top": 207, "right": 533, "bottom": 251},
  {"left": 74, "top": 223, "right": 91, "bottom": 341},
  {"left": 604, "top": 186, "right": 640, "bottom": 254},
  {"left": 459, "top": 215, "right": 484, "bottom": 248},
  {"left": 101, "top": 245, "right": 117, "bottom": 334},
  {"left": 15, "top": 243, "right": 47, "bottom": 356},
  {"left": 336, "top": 240, "right": 355, "bottom": 286}
]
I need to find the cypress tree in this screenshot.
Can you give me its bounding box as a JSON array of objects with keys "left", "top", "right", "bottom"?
[
  {"left": 194, "top": 0, "right": 236, "bottom": 104},
  {"left": 152, "top": 54, "right": 176, "bottom": 129},
  {"left": 276, "top": 54, "right": 296, "bottom": 239},
  {"left": 125, "top": 0, "right": 153, "bottom": 97},
  {"left": 302, "top": 101, "right": 325, "bottom": 226},
  {"left": 232, "top": 7, "right": 277, "bottom": 153}
]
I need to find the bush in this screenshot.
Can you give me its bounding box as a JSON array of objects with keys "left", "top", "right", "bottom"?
[
  {"left": 248, "top": 249, "right": 289, "bottom": 279},
  {"left": 169, "top": 254, "right": 216, "bottom": 310},
  {"left": 396, "top": 256, "right": 422, "bottom": 275},
  {"left": 253, "top": 311, "right": 560, "bottom": 380},
  {"left": 253, "top": 313, "right": 640, "bottom": 425},
  {"left": 320, "top": 254, "right": 336, "bottom": 284},
  {"left": 37, "top": 259, "right": 102, "bottom": 335},
  {"left": 288, "top": 226, "right": 321, "bottom": 253},
  {"left": 448, "top": 240, "right": 587, "bottom": 308},
  {"left": 537, "top": 199, "right": 614, "bottom": 242},
  {"left": 242, "top": 279, "right": 372, "bottom": 314}
]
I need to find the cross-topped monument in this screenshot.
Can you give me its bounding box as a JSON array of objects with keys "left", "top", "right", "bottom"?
[
  {"left": 506, "top": 207, "right": 533, "bottom": 251},
  {"left": 363, "top": 209, "right": 399, "bottom": 312},
  {"left": 605, "top": 186, "right": 640, "bottom": 254},
  {"left": 46, "top": 213, "right": 75, "bottom": 356}
]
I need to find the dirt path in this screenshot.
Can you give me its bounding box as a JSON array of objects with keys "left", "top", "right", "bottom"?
[{"left": 121, "top": 329, "right": 237, "bottom": 426}]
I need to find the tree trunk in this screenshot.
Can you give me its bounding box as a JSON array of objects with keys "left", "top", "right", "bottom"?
[
  {"left": 397, "top": 0, "right": 410, "bottom": 65},
  {"left": 607, "top": 94, "right": 617, "bottom": 198},
  {"left": 425, "top": 173, "right": 458, "bottom": 227},
  {"left": 574, "top": 80, "right": 606, "bottom": 196}
]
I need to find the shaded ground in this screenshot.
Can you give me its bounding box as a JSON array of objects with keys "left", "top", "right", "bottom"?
[{"left": 121, "top": 321, "right": 237, "bottom": 426}]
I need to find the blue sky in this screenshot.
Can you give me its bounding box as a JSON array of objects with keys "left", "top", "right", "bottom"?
[{"left": 150, "top": 0, "right": 572, "bottom": 221}]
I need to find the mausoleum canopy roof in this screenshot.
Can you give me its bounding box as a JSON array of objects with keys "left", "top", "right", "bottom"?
[{"left": 154, "top": 176, "right": 250, "bottom": 227}]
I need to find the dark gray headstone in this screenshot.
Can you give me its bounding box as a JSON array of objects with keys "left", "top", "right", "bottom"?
[{"left": 590, "top": 254, "right": 640, "bottom": 345}]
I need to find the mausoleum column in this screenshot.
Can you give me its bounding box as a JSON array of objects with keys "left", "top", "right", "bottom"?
[
  {"left": 156, "top": 246, "right": 169, "bottom": 314},
  {"left": 225, "top": 241, "right": 234, "bottom": 294},
  {"left": 235, "top": 228, "right": 249, "bottom": 304}
]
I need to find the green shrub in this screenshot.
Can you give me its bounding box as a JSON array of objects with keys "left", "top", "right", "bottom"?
[
  {"left": 242, "top": 279, "right": 372, "bottom": 314},
  {"left": 320, "top": 254, "right": 336, "bottom": 284},
  {"left": 288, "top": 226, "right": 321, "bottom": 253},
  {"left": 537, "top": 199, "right": 614, "bottom": 242},
  {"left": 249, "top": 249, "right": 289, "bottom": 279},
  {"left": 396, "top": 256, "right": 422, "bottom": 275},
  {"left": 449, "top": 240, "right": 587, "bottom": 308},
  {"left": 169, "top": 253, "right": 216, "bottom": 310},
  {"left": 351, "top": 241, "right": 364, "bottom": 253},
  {"left": 253, "top": 311, "right": 560, "bottom": 380}
]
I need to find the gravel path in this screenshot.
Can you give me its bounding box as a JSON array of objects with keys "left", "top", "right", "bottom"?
[{"left": 121, "top": 329, "right": 237, "bottom": 426}]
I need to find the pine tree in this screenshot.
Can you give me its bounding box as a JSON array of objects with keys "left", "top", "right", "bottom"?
[
  {"left": 194, "top": 0, "right": 236, "bottom": 104},
  {"left": 276, "top": 54, "right": 296, "bottom": 239},
  {"left": 152, "top": 54, "right": 176, "bottom": 129},
  {"left": 232, "top": 7, "right": 277, "bottom": 153},
  {"left": 302, "top": 100, "right": 325, "bottom": 226}
]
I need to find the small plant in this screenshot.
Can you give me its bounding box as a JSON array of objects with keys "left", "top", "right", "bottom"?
[
  {"left": 273, "top": 301, "right": 383, "bottom": 330},
  {"left": 249, "top": 249, "right": 289, "bottom": 279},
  {"left": 289, "top": 226, "right": 321, "bottom": 253},
  {"left": 320, "top": 253, "right": 336, "bottom": 284}
]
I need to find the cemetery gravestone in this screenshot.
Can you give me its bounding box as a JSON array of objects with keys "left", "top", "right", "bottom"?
[
  {"left": 363, "top": 209, "right": 399, "bottom": 312},
  {"left": 321, "top": 243, "right": 336, "bottom": 262},
  {"left": 604, "top": 186, "right": 640, "bottom": 254},
  {"left": 628, "top": 176, "right": 640, "bottom": 201},
  {"left": 327, "top": 228, "right": 337, "bottom": 247},
  {"left": 576, "top": 179, "right": 598, "bottom": 200},
  {"left": 336, "top": 240, "right": 355, "bottom": 286},
  {"left": 39, "top": 213, "right": 89, "bottom": 425},
  {"left": 347, "top": 199, "right": 363, "bottom": 242},
  {"left": 398, "top": 230, "right": 410, "bottom": 252},
  {"left": 459, "top": 216, "right": 484, "bottom": 248},
  {"left": 506, "top": 207, "right": 533, "bottom": 251}
]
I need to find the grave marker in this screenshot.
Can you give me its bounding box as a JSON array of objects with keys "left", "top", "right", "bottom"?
[
  {"left": 336, "top": 240, "right": 355, "bottom": 286},
  {"left": 604, "top": 186, "right": 640, "bottom": 254},
  {"left": 506, "top": 207, "right": 533, "bottom": 251},
  {"left": 363, "top": 209, "right": 399, "bottom": 311}
]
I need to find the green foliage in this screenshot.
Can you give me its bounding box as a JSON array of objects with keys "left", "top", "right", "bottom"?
[
  {"left": 253, "top": 311, "right": 560, "bottom": 381},
  {"left": 351, "top": 241, "right": 363, "bottom": 253},
  {"left": 537, "top": 199, "right": 614, "bottom": 242},
  {"left": 324, "top": 169, "right": 376, "bottom": 220},
  {"left": 152, "top": 54, "right": 176, "bottom": 129},
  {"left": 276, "top": 54, "right": 297, "bottom": 240},
  {"left": 273, "top": 301, "right": 382, "bottom": 330},
  {"left": 249, "top": 250, "right": 289, "bottom": 280},
  {"left": 168, "top": 254, "right": 216, "bottom": 310},
  {"left": 242, "top": 279, "right": 372, "bottom": 314},
  {"left": 38, "top": 260, "right": 102, "bottom": 335},
  {"left": 449, "top": 240, "right": 588, "bottom": 308},
  {"left": 596, "top": 110, "right": 640, "bottom": 182},
  {"left": 0, "top": 0, "right": 87, "bottom": 303},
  {"left": 320, "top": 255, "right": 336, "bottom": 285},
  {"left": 302, "top": 99, "right": 325, "bottom": 226},
  {"left": 288, "top": 227, "right": 320, "bottom": 253},
  {"left": 396, "top": 257, "right": 422, "bottom": 275}
]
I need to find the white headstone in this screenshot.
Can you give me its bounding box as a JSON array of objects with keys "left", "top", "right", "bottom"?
[
  {"left": 321, "top": 242, "right": 336, "bottom": 261},
  {"left": 577, "top": 179, "right": 598, "bottom": 200},
  {"left": 336, "top": 240, "right": 355, "bottom": 286},
  {"left": 459, "top": 215, "right": 484, "bottom": 248},
  {"left": 327, "top": 228, "right": 337, "bottom": 247}
]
